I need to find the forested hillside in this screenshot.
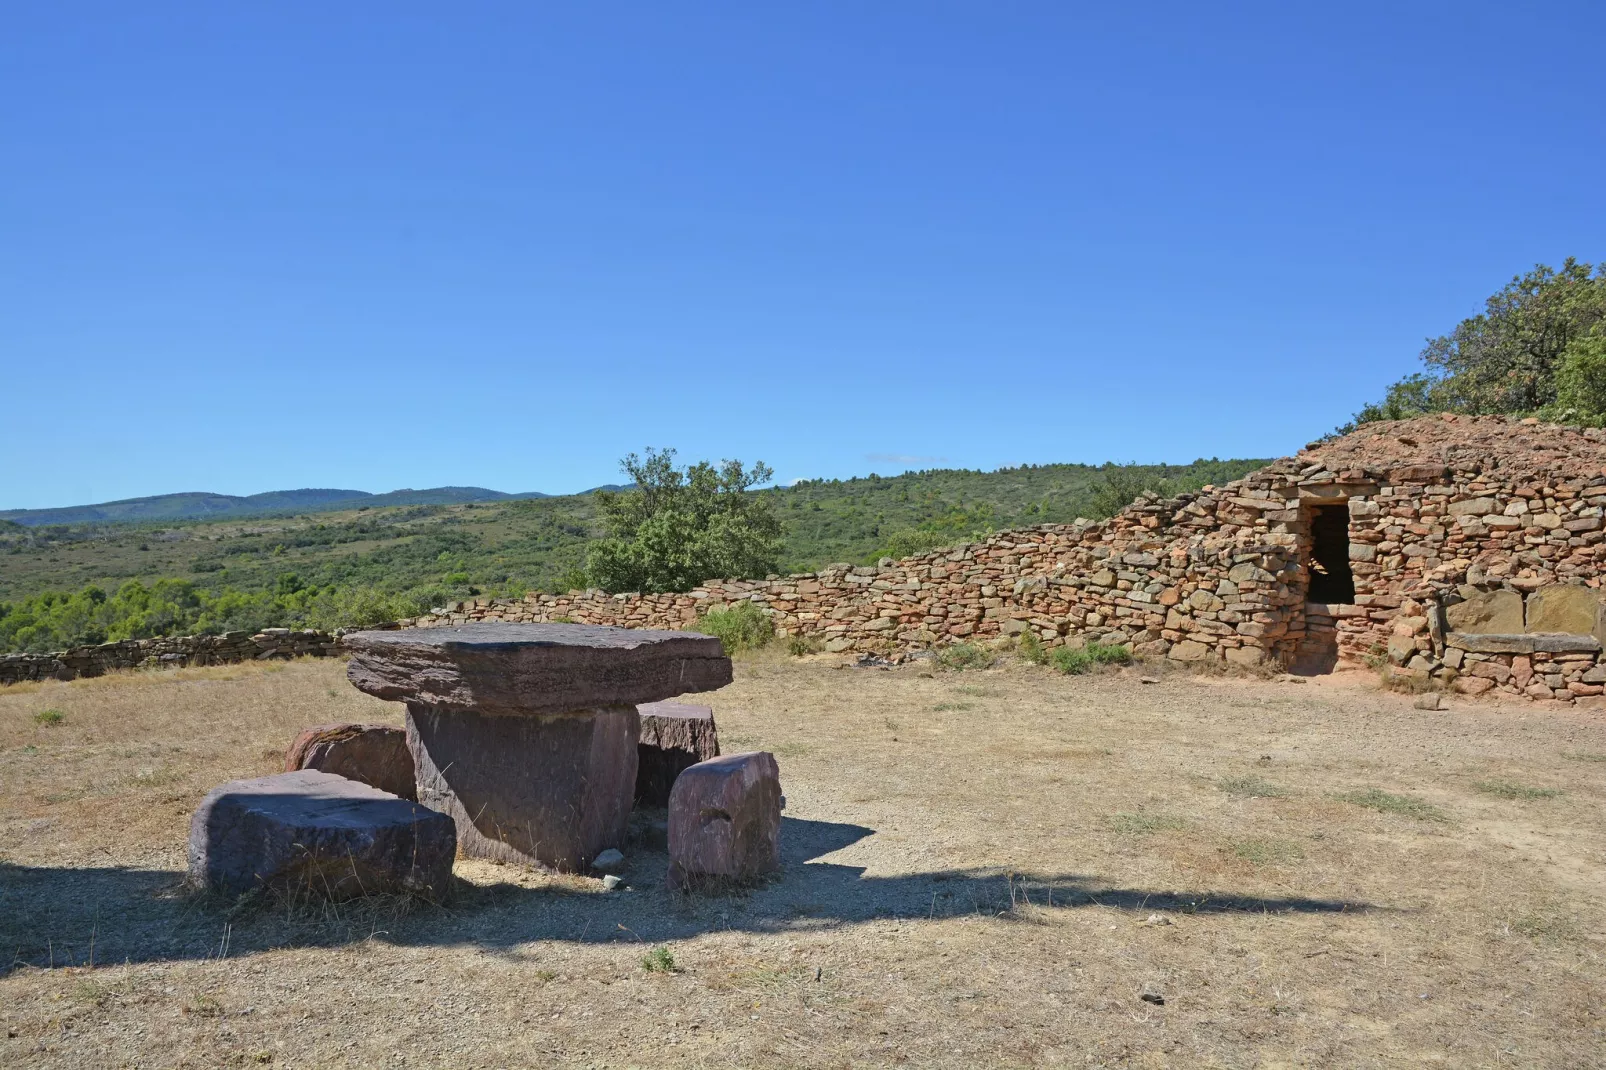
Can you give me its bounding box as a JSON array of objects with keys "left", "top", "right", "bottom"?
[{"left": 0, "top": 456, "right": 1266, "bottom": 653}]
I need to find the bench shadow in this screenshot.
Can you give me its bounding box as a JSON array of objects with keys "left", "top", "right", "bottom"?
[{"left": 2, "top": 817, "right": 1383, "bottom": 972}]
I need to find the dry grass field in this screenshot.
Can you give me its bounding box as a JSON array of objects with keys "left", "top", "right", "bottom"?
[{"left": 2, "top": 653, "right": 1603, "bottom": 1068}]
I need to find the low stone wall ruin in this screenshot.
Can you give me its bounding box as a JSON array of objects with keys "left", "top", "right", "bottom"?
[{"left": 0, "top": 629, "right": 341, "bottom": 686}]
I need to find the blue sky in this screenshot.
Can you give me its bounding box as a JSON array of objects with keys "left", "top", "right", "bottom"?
[{"left": 4, "top": 3, "right": 1603, "bottom": 508}]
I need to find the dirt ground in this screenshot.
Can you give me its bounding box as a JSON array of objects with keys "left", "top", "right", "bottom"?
[{"left": 1, "top": 653, "right": 1603, "bottom": 1068}]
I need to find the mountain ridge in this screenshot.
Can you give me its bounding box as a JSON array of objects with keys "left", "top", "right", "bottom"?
[{"left": 0, "top": 486, "right": 557, "bottom": 527}]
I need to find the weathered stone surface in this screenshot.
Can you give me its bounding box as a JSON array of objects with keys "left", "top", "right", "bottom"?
[
  {"left": 1445, "top": 590, "right": 1525, "bottom": 635},
  {"left": 1530, "top": 633, "right": 1602, "bottom": 654},
  {"left": 1167, "top": 640, "right": 1211, "bottom": 662},
  {"left": 636, "top": 701, "right": 721, "bottom": 807},
  {"left": 344, "top": 623, "right": 733, "bottom": 715},
  {"left": 407, "top": 704, "right": 638, "bottom": 872},
  {"left": 668, "top": 752, "right": 782, "bottom": 891},
  {"left": 187, "top": 770, "right": 455, "bottom": 900},
  {"left": 1447, "top": 633, "right": 1535, "bottom": 655},
  {"left": 1524, "top": 585, "right": 1603, "bottom": 637},
  {"left": 284, "top": 723, "right": 416, "bottom": 801}
]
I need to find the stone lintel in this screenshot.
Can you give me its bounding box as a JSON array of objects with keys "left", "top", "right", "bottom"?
[{"left": 1446, "top": 632, "right": 1602, "bottom": 655}]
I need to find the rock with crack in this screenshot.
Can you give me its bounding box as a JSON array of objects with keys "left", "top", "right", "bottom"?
[
  {"left": 187, "top": 770, "right": 456, "bottom": 900},
  {"left": 635, "top": 701, "right": 720, "bottom": 807},
  {"left": 667, "top": 751, "right": 782, "bottom": 892},
  {"left": 343, "top": 623, "right": 732, "bottom": 872}
]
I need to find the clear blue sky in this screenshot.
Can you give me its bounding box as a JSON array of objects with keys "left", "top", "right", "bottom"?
[{"left": 5, "top": 3, "right": 1603, "bottom": 509}]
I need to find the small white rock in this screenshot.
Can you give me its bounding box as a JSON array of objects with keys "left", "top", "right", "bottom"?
[{"left": 601, "top": 874, "right": 624, "bottom": 891}]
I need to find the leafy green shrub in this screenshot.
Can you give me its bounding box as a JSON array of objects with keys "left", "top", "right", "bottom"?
[
  {"left": 694, "top": 601, "right": 773, "bottom": 653},
  {"left": 640, "top": 946, "right": 677, "bottom": 973},
  {"left": 1016, "top": 630, "right": 1047, "bottom": 665},
  {"left": 33, "top": 709, "right": 64, "bottom": 727},
  {"left": 1050, "top": 642, "right": 1131, "bottom": 675},
  {"left": 935, "top": 642, "right": 993, "bottom": 671}
]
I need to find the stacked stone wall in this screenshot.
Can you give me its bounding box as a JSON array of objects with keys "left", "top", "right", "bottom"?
[
  {"left": 405, "top": 457, "right": 1319, "bottom": 670},
  {"left": 0, "top": 629, "right": 340, "bottom": 686}
]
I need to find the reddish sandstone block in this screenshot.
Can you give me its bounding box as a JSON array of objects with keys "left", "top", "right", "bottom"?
[
  {"left": 285, "top": 723, "right": 416, "bottom": 801},
  {"left": 668, "top": 752, "right": 781, "bottom": 891},
  {"left": 635, "top": 701, "right": 721, "bottom": 807}
]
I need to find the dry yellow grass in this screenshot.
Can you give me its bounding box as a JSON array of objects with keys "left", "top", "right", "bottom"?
[{"left": 2, "top": 654, "right": 1604, "bottom": 1067}]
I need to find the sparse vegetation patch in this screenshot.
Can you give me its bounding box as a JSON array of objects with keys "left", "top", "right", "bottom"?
[
  {"left": 1473, "top": 779, "right": 1562, "bottom": 801},
  {"left": 1336, "top": 788, "right": 1449, "bottom": 822},
  {"left": 1050, "top": 642, "right": 1131, "bottom": 675}
]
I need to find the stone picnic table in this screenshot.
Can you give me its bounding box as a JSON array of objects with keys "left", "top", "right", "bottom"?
[{"left": 342, "top": 622, "right": 732, "bottom": 872}]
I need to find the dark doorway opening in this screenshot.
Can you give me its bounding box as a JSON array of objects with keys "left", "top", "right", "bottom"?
[{"left": 1306, "top": 503, "right": 1355, "bottom": 604}]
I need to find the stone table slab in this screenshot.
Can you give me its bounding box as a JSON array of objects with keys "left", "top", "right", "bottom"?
[{"left": 343, "top": 622, "right": 732, "bottom": 715}]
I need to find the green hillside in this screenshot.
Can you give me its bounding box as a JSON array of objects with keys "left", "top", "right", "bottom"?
[{"left": 0, "top": 457, "right": 1268, "bottom": 653}]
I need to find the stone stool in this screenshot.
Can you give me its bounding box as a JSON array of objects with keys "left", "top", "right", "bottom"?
[
  {"left": 187, "top": 770, "right": 456, "bottom": 900},
  {"left": 284, "top": 723, "right": 416, "bottom": 800},
  {"left": 667, "top": 751, "right": 782, "bottom": 891},
  {"left": 343, "top": 623, "right": 732, "bottom": 872},
  {"left": 635, "top": 701, "right": 721, "bottom": 807}
]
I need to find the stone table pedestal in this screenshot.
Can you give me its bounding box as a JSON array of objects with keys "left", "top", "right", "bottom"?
[{"left": 343, "top": 623, "right": 732, "bottom": 872}]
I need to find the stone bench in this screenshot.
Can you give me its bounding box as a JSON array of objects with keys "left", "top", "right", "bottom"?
[
  {"left": 635, "top": 701, "right": 721, "bottom": 807},
  {"left": 188, "top": 770, "right": 456, "bottom": 900},
  {"left": 668, "top": 751, "right": 781, "bottom": 891},
  {"left": 284, "top": 723, "right": 416, "bottom": 800}
]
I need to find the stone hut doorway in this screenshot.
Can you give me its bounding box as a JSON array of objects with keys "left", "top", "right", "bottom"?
[{"left": 1306, "top": 502, "right": 1355, "bottom": 605}]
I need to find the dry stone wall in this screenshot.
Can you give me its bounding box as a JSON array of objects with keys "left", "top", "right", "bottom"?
[
  {"left": 0, "top": 629, "right": 340, "bottom": 686},
  {"left": 406, "top": 460, "right": 1316, "bottom": 670}
]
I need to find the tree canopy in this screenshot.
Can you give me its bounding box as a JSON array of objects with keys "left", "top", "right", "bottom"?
[
  {"left": 585, "top": 449, "right": 783, "bottom": 593},
  {"left": 1347, "top": 259, "right": 1606, "bottom": 429}
]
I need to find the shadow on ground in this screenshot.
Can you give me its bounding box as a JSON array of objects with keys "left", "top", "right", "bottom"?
[{"left": 2, "top": 818, "right": 1380, "bottom": 972}]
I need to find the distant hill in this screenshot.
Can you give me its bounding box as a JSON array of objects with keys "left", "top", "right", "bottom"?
[{"left": 0, "top": 486, "right": 551, "bottom": 527}]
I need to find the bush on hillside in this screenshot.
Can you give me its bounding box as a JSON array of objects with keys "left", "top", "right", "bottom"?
[
  {"left": 587, "top": 449, "right": 782, "bottom": 594},
  {"left": 0, "top": 578, "right": 439, "bottom": 655}
]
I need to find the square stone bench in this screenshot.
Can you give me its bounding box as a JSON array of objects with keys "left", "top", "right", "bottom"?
[
  {"left": 668, "top": 751, "right": 782, "bottom": 891},
  {"left": 188, "top": 770, "right": 457, "bottom": 901}
]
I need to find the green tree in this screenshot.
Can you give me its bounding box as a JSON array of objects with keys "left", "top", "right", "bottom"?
[
  {"left": 1552, "top": 326, "right": 1606, "bottom": 419},
  {"left": 586, "top": 449, "right": 783, "bottom": 593},
  {"left": 1347, "top": 259, "right": 1606, "bottom": 428}
]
